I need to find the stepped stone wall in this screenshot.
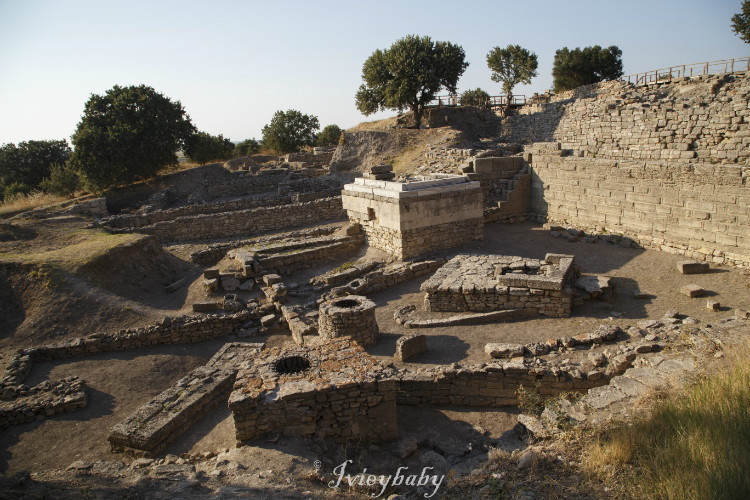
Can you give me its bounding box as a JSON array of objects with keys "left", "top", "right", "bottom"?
[
  {"left": 126, "top": 197, "right": 346, "bottom": 242},
  {"left": 493, "top": 73, "right": 749, "bottom": 267},
  {"left": 501, "top": 74, "right": 749, "bottom": 165}
]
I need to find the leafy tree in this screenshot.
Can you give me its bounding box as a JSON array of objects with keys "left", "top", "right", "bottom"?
[
  {"left": 486, "top": 45, "right": 538, "bottom": 104},
  {"left": 261, "top": 109, "right": 320, "bottom": 154},
  {"left": 552, "top": 45, "right": 623, "bottom": 92},
  {"left": 39, "top": 163, "right": 81, "bottom": 196},
  {"left": 184, "top": 131, "right": 234, "bottom": 165},
  {"left": 732, "top": 0, "right": 750, "bottom": 43},
  {"left": 355, "top": 35, "right": 468, "bottom": 128},
  {"left": 2, "top": 182, "right": 31, "bottom": 202},
  {"left": 0, "top": 139, "right": 71, "bottom": 192},
  {"left": 316, "top": 124, "right": 343, "bottom": 147},
  {"left": 460, "top": 88, "right": 491, "bottom": 107},
  {"left": 70, "top": 84, "right": 194, "bottom": 190},
  {"left": 233, "top": 138, "right": 261, "bottom": 157}
]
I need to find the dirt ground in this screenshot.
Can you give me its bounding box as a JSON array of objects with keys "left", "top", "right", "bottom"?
[{"left": 2, "top": 219, "right": 748, "bottom": 479}]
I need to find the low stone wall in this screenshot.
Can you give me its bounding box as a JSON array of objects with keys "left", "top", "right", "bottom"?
[
  {"left": 108, "top": 343, "right": 263, "bottom": 457},
  {"left": 256, "top": 239, "right": 363, "bottom": 275},
  {"left": 328, "top": 259, "right": 445, "bottom": 296},
  {"left": 421, "top": 254, "right": 575, "bottom": 317},
  {"left": 318, "top": 296, "right": 379, "bottom": 346},
  {"left": 128, "top": 197, "right": 347, "bottom": 242},
  {"left": 229, "top": 339, "right": 398, "bottom": 443},
  {"left": 0, "top": 377, "right": 87, "bottom": 428},
  {"left": 189, "top": 224, "right": 342, "bottom": 267},
  {"left": 394, "top": 351, "right": 632, "bottom": 406}
]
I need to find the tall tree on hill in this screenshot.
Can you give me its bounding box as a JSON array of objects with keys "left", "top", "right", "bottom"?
[
  {"left": 460, "top": 88, "right": 491, "bottom": 107},
  {"left": 316, "top": 124, "right": 343, "bottom": 147},
  {"left": 0, "top": 139, "right": 71, "bottom": 197},
  {"left": 261, "top": 110, "right": 319, "bottom": 154},
  {"left": 355, "top": 35, "right": 468, "bottom": 129},
  {"left": 552, "top": 45, "right": 623, "bottom": 92},
  {"left": 486, "top": 45, "right": 538, "bottom": 107},
  {"left": 70, "top": 85, "right": 194, "bottom": 190},
  {"left": 731, "top": 0, "right": 750, "bottom": 43},
  {"left": 233, "top": 138, "right": 261, "bottom": 157},
  {"left": 184, "top": 132, "right": 234, "bottom": 165}
]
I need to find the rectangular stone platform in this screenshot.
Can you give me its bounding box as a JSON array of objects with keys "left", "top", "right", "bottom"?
[{"left": 420, "top": 253, "right": 576, "bottom": 318}]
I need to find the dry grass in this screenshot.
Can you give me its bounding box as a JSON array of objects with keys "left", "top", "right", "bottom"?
[
  {"left": 0, "top": 191, "right": 72, "bottom": 218},
  {"left": 584, "top": 347, "right": 750, "bottom": 499}
]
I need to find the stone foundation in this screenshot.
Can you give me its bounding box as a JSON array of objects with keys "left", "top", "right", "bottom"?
[
  {"left": 342, "top": 175, "right": 483, "bottom": 259},
  {"left": 229, "top": 338, "right": 398, "bottom": 443},
  {"left": 421, "top": 253, "right": 575, "bottom": 317},
  {"left": 318, "top": 295, "right": 379, "bottom": 346}
]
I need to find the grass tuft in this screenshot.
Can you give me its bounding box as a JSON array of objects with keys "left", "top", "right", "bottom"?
[{"left": 585, "top": 348, "right": 750, "bottom": 499}]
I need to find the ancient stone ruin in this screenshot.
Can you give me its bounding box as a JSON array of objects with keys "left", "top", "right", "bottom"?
[
  {"left": 2, "top": 70, "right": 749, "bottom": 498},
  {"left": 341, "top": 171, "right": 483, "bottom": 259}
]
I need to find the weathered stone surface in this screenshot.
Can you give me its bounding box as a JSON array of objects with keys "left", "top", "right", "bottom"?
[
  {"left": 680, "top": 284, "right": 705, "bottom": 298},
  {"left": 677, "top": 261, "right": 710, "bottom": 274},
  {"left": 485, "top": 343, "right": 525, "bottom": 359},
  {"left": 395, "top": 334, "right": 427, "bottom": 362}
]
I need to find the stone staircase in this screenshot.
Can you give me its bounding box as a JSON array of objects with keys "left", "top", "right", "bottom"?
[{"left": 471, "top": 156, "right": 531, "bottom": 222}]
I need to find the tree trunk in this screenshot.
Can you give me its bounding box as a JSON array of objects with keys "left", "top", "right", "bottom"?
[{"left": 411, "top": 104, "right": 423, "bottom": 129}]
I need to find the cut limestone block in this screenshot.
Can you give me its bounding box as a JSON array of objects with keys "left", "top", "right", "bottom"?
[
  {"left": 706, "top": 300, "right": 720, "bottom": 311},
  {"left": 680, "top": 284, "right": 705, "bottom": 298},
  {"left": 677, "top": 261, "right": 710, "bottom": 274}
]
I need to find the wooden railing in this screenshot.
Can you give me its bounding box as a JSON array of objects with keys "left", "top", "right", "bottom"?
[
  {"left": 622, "top": 57, "right": 750, "bottom": 85},
  {"left": 428, "top": 94, "right": 526, "bottom": 108}
]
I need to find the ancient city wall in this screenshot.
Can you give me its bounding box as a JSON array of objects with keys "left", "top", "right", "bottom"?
[
  {"left": 496, "top": 73, "right": 749, "bottom": 267},
  {"left": 530, "top": 153, "right": 750, "bottom": 267},
  {"left": 501, "top": 73, "right": 749, "bottom": 165},
  {"left": 129, "top": 197, "right": 346, "bottom": 242}
]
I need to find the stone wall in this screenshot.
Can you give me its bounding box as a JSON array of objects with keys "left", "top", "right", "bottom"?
[
  {"left": 500, "top": 74, "right": 749, "bottom": 165},
  {"left": 126, "top": 197, "right": 346, "bottom": 242},
  {"left": 530, "top": 153, "right": 750, "bottom": 267},
  {"left": 229, "top": 339, "right": 398, "bottom": 444},
  {"left": 108, "top": 343, "right": 263, "bottom": 457}
]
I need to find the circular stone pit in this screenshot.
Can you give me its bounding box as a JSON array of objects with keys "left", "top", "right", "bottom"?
[{"left": 318, "top": 295, "right": 379, "bottom": 346}]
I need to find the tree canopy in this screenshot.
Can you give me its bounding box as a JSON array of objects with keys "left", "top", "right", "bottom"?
[
  {"left": 460, "top": 88, "right": 491, "bottom": 107},
  {"left": 261, "top": 110, "right": 319, "bottom": 154},
  {"left": 184, "top": 132, "right": 234, "bottom": 165},
  {"left": 355, "top": 35, "right": 468, "bottom": 128},
  {"left": 316, "top": 124, "right": 343, "bottom": 147},
  {"left": 486, "top": 45, "right": 538, "bottom": 100},
  {"left": 70, "top": 84, "right": 194, "bottom": 190},
  {"left": 732, "top": 0, "right": 750, "bottom": 43},
  {"left": 552, "top": 45, "right": 623, "bottom": 92},
  {"left": 233, "top": 138, "right": 261, "bottom": 157},
  {"left": 0, "top": 139, "right": 71, "bottom": 196}
]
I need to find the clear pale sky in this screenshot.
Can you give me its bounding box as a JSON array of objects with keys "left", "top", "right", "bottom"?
[{"left": 0, "top": 0, "right": 747, "bottom": 145}]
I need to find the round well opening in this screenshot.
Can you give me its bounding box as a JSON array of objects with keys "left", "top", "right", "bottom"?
[
  {"left": 334, "top": 299, "right": 360, "bottom": 309},
  {"left": 274, "top": 355, "right": 311, "bottom": 375}
]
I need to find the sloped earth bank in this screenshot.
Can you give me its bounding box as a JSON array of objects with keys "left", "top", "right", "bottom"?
[{"left": 1, "top": 220, "right": 748, "bottom": 499}]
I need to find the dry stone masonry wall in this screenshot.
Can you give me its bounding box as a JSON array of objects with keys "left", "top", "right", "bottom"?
[
  {"left": 501, "top": 74, "right": 749, "bottom": 165},
  {"left": 530, "top": 151, "right": 750, "bottom": 267},
  {"left": 122, "top": 197, "right": 346, "bottom": 242}
]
